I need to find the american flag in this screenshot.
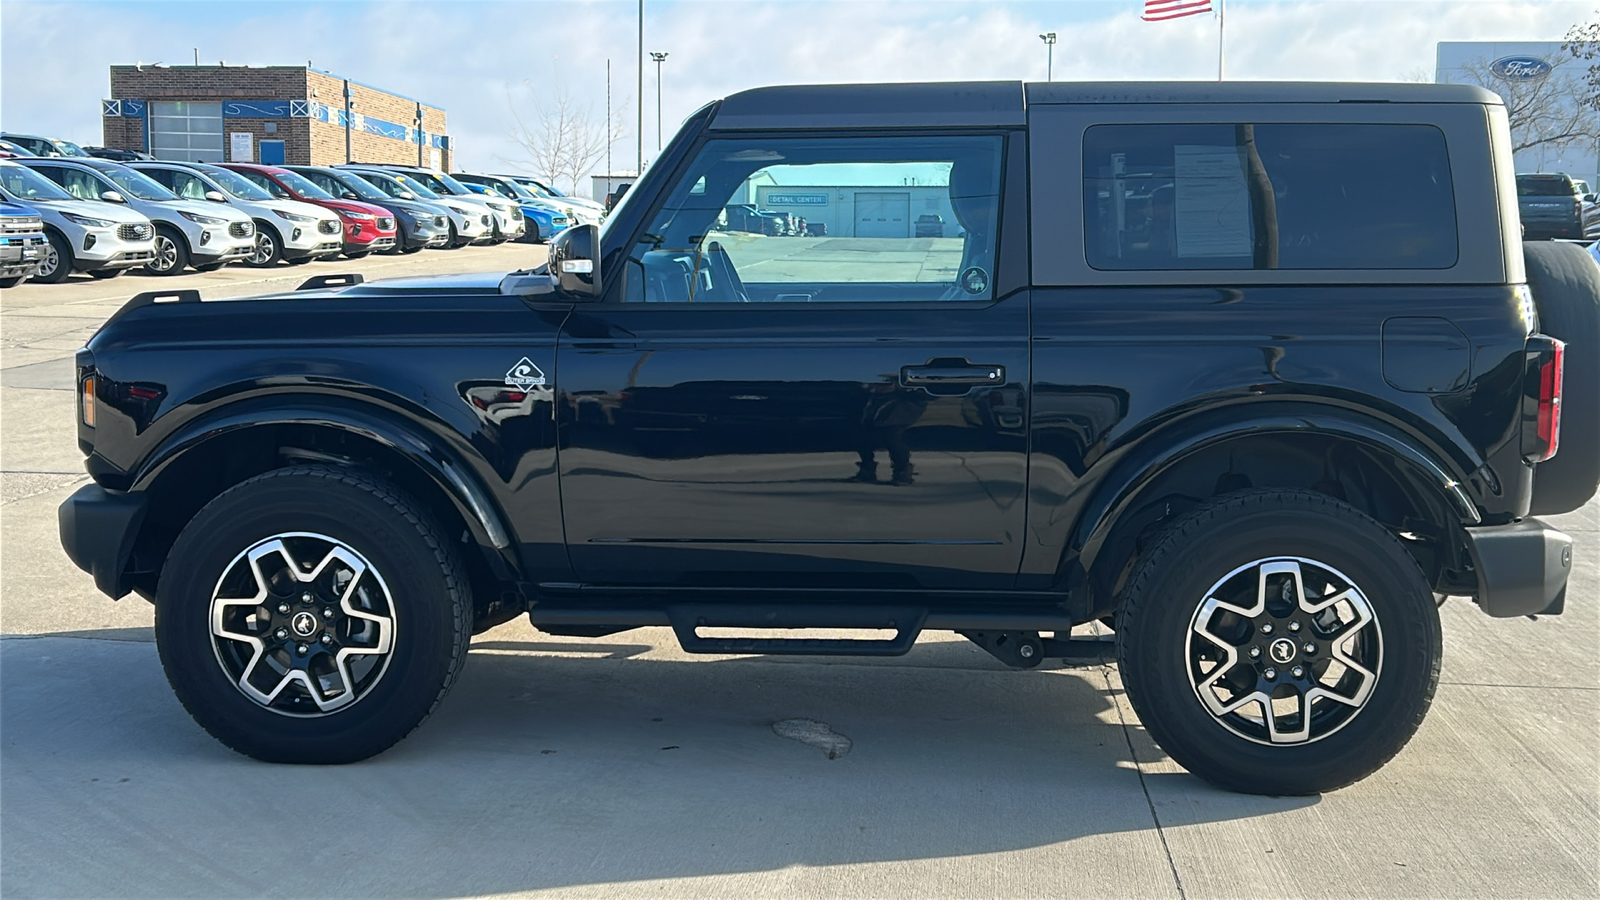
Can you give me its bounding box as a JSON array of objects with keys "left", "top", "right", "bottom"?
[{"left": 1143, "top": 0, "right": 1214, "bottom": 21}]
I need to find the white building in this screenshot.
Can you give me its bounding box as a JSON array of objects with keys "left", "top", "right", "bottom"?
[{"left": 1437, "top": 41, "right": 1599, "bottom": 186}]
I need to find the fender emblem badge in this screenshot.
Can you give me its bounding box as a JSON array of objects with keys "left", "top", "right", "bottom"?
[{"left": 505, "top": 357, "right": 546, "bottom": 391}]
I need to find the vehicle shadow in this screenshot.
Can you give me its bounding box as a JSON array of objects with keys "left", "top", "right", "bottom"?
[{"left": 0, "top": 631, "right": 1317, "bottom": 898}]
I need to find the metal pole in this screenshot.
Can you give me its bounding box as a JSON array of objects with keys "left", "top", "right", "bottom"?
[
  {"left": 1039, "top": 33, "right": 1057, "bottom": 82},
  {"left": 651, "top": 52, "right": 668, "bottom": 152},
  {"left": 416, "top": 101, "right": 424, "bottom": 167},
  {"left": 606, "top": 58, "right": 612, "bottom": 192},
  {"left": 637, "top": 0, "right": 643, "bottom": 175},
  {"left": 1218, "top": 0, "right": 1225, "bottom": 81},
  {"left": 343, "top": 80, "right": 352, "bottom": 164}
]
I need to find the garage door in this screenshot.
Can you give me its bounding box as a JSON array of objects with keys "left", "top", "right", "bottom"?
[
  {"left": 854, "top": 191, "right": 910, "bottom": 238},
  {"left": 148, "top": 101, "right": 224, "bottom": 163}
]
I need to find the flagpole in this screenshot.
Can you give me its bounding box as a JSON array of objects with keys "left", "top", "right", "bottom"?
[{"left": 1217, "top": 0, "right": 1225, "bottom": 81}]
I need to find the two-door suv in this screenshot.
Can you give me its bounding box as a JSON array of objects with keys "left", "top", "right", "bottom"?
[{"left": 59, "top": 82, "right": 1597, "bottom": 794}]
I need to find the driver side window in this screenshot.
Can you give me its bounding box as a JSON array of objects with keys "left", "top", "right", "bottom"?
[{"left": 623, "top": 134, "right": 1003, "bottom": 304}]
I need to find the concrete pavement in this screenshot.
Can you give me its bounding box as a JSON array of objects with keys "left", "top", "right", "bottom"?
[{"left": 2, "top": 248, "right": 1596, "bottom": 898}]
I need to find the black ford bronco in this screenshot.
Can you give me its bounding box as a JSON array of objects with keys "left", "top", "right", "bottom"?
[{"left": 60, "top": 82, "right": 1598, "bottom": 795}]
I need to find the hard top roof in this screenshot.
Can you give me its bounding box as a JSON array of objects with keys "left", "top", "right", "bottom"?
[{"left": 710, "top": 80, "right": 1503, "bottom": 130}]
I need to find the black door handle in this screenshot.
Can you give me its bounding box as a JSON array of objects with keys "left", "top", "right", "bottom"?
[{"left": 900, "top": 362, "right": 1004, "bottom": 387}]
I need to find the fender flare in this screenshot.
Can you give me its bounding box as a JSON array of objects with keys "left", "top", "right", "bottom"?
[
  {"left": 130, "top": 394, "right": 516, "bottom": 556},
  {"left": 1069, "top": 405, "right": 1481, "bottom": 592}
]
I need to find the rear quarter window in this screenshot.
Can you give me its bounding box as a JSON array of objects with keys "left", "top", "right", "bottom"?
[{"left": 1083, "top": 123, "right": 1458, "bottom": 271}]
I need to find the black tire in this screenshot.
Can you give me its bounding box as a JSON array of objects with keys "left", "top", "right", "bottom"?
[
  {"left": 156, "top": 466, "right": 472, "bottom": 764},
  {"left": 1522, "top": 241, "right": 1600, "bottom": 515},
  {"left": 400, "top": 244, "right": 424, "bottom": 254},
  {"left": 87, "top": 268, "right": 125, "bottom": 279},
  {"left": 146, "top": 225, "right": 189, "bottom": 275},
  {"left": 36, "top": 230, "right": 73, "bottom": 283},
  {"left": 246, "top": 224, "right": 284, "bottom": 267},
  {"left": 523, "top": 221, "right": 541, "bottom": 245},
  {"left": 194, "top": 261, "right": 227, "bottom": 272},
  {"left": 1115, "top": 489, "right": 1441, "bottom": 795},
  {"left": 286, "top": 256, "right": 315, "bottom": 266},
  {"left": 344, "top": 250, "right": 370, "bottom": 261},
  {"left": 0, "top": 275, "right": 24, "bottom": 288}
]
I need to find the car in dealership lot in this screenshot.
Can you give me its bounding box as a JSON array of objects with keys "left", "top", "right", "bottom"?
[
  {"left": 1516, "top": 172, "right": 1600, "bottom": 241},
  {"left": 0, "top": 160, "right": 155, "bottom": 283},
  {"left": 85, "top": 147, "right": 156, "bottom": 162},
  {"left": 286, "top": 166, "right": 451, "bottom": 254},
  {"left": 489, "top": 173, "right": 607, "bottom": 225},
  {"left": 0, "top": 133, "right": 92, "bottom": 158},
  {"left": 356, "top": 164, "right": 522, "bottom": 242},
  {"left": 20, "top": 157, "right": 253, "bottom": 275},
  {"left": 0, "top": 198, "right": 48, "bottom": 288},
  {"left": 454, "top": 172, "right": 591, "bottom": 230},
  {"left": 339, "top": 165, "right": 487, "bottom": 248},
  {"left": 0, "top": 139, "right": 37, "bottom": 159},
  {"left": 131, "top": 162, "right": 343, "bottom": 267},
  {"left": 460, "top": 181, "right": 568, "bottom": 243},
  {"left": 217, "top": 163, "right": 397, "bottom": 259}
]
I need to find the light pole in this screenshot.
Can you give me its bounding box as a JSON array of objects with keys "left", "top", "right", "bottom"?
[
  {"left": 637, "top": 0, "right": 643, "bottom": 175},
  {"left": 1039, "top": 32, "right": 1057, "bottom": 82},
  {"left": 650, "top": 52, "right": 669, "bottom": 152}
]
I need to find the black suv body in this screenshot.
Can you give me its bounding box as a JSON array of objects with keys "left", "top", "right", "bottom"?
[{"left": 58, "top": 82, "right": 1595, "bottom": 794}]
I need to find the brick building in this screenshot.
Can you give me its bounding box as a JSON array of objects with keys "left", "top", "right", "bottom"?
[{"left": 102, "top": 65, "right": 451, "bottom": 169}]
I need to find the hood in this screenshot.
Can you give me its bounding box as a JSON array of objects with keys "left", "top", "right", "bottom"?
[
  {"left": 0, "top": 201, "right": 38, "bottom": 217},
  {"left": 261, "top": 197, "right": 339, "bottom": 222},
  {"left": 317, "top": 198, "right": 395, "bottom": 218},
  {"left": 385, "top": 197, "right": 448, "bottom": 217},
  {"left": 169, "top": 197, "right": 253, "bottom": 224},
  {"left": 31, "top": 197, "right": 154, "bottom": 224}
]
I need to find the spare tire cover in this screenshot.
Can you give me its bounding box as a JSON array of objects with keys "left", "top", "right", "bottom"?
[{"left": 1523, "top": 241, "right": 1600, "bottom": 516}]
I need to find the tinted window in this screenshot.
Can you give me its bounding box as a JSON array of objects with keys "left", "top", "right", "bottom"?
[
  {"left": 35, "top": 165, "right": 111, "bottom": 201},
  {"left": 0, "top": 164, "right": 75, "bottom": 201},
  {"left": 1084, "top": 123, "right": 1457, "bottom": 271},
  {"left": 1517, "top": 175, "right": 1576, "bottom": 197},
  {"left": 232, "top": 169, "right": 290, "bottom": 199},
  {"left": 625, "top": 135, "right": 1003, "bottom": 303}
]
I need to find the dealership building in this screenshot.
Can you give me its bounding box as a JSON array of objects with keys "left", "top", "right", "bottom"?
[
  {"left": 100, "top": 64, "right": 451, "bottom": 169},
  {"left": 1436, "top": 41, "right": 1597, "bottom": 185}
]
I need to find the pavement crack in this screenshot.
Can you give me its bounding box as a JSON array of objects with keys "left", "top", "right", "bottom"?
[{"left": 1103, "top": 666, "right": 1188, "bottom": 900}]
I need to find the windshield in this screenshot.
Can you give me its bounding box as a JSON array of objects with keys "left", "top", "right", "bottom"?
[
  {"left": 1518, "top": 176, "right": 1575, "bottom": 197},
  {"left": 429, "top": 171, "right": 473, "bottom": 195},
  {"left": 331, "top": 172, "right": 390, "bottom": 202},
  {"left": 490, "top": 179, "right": 537, "bottom": 201},
  {"left": 375, "top": 171, "right": 441, "bottom": 200},
  {"left": 101, "top": 166, "right": 179, "bottom": 200},
  {"left": 273, "top": 169, "right": 334, "bottom": 200},
  {"left": 197, "top": 165, "right": 273, "bottom": 201},
  {"left": 511, "top": 177, "right": 560, "bottom": 199},
  {"left": 0, "top": 164, "right": 75, "bottom": 201},
  {"left": 55, "top": 140, "right": 91, "bottom": 158}
]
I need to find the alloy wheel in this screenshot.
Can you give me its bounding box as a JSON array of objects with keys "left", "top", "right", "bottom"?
[
  {"left": 209, "top": 532, "right": 398, "bottom": 717},
  {"left": 1185, "top": 556, "right": 1382, "bottom": 745},
  {"left": 150, "top": 234, "right": 180, "bottom": 273},
  {"left": 249, "top": 232, "right": 275, "bottom": 265},
  {"left": 36, "top": 243, "right": 60, "bottom": 278}
]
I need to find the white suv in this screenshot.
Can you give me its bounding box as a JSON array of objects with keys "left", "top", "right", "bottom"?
[
  {"left": 20, "top": 158, "right": 255, "bottom": 275},
  {"left": 0, "top": 160, "right": 156, "bottom": 283},
  {"left": 344, "top": 167, "right": 489, "bottom": 248},
  {"left": 355, "top": 165, "right": 523, "bottom": 243},
  {"left": 132, "top": 162, "right": 342, "bottom": 267}
]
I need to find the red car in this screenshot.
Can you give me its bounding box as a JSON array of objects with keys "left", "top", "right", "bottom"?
[{"left": 217, "top": 163, "right": 396, "bottom": 258}]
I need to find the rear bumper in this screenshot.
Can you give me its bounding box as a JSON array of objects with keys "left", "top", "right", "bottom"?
[
  {"left": 1464, "top": 519, "right": 1573, "bottom": 617},
  {"left": 59, "top": 483, "right": 147, "bottom": 600}
]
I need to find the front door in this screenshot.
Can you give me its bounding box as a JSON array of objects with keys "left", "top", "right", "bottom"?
[
  {"left": 556, "top": 132, "right": 1028, "bottom": 590},
  {"left": 259, "top": 141, "right": 286, "bottom": 165}
]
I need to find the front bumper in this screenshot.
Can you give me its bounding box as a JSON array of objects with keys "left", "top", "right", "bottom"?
[
  {"left": 0, "top": 238, "right": 45, "bottom": 277},
  {"left": 1465, "top": 519, "right": 1573, "bottom": 617},
  {"left": 59, "top": 483, "right": 148, "bottom": 600}
]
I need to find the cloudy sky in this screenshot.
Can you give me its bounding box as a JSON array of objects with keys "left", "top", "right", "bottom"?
[{"left": 1, "top": 0, "right": 1591, "bottom": 182}]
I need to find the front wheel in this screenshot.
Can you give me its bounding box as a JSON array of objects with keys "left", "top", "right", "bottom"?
[
  {"left": 146, "top": 226, "right": 189, "bottom": 275},
  {"left": 246, "top": 226, "right": 283, "bottom": 267},
  {"left": 36, "top": 231, "right": 73, "bottom": 283},
  {"left": 156, "top": 466, "right": 472, "bottom": 763},
  {"left": 1115, "top": 489, "right": 1441, "bottom": 795}
]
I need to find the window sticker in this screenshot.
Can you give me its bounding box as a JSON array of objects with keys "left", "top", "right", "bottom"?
[{"left": 1173, "top": 144, "right": 1252, "bottom": 258}]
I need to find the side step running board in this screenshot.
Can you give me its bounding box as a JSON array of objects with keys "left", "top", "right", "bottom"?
[{"left": 667, "top": 604, "right": 926, "bottom": 656}]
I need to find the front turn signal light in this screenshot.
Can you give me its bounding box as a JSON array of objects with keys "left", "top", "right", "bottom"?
[{"left": 81, "top": 375, "right": 95, "bottom": 428}]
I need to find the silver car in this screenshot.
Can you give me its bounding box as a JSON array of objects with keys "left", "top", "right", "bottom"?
[
  {"left": 131, "top": 162, "right": 343, "bottom": 267},
  {"left": 0, "top": 160, "right": 156, "bottom": 283},
  {"left": 20, "top": 157, "right": 255, "bottom": 275},
  {"left": 360, "top": 165, "right": 522, "bottom": 243},
  {"left": 342, "top": 166, "right": 489, "bottom": 248}
]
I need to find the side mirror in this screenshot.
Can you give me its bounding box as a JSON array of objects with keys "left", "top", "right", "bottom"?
[
  {"left": 397, "top": 191, "right": 415, "bottom": 201},
  {"left": 549, "top": 224, "right": 600, "bottom": 299},
  {"left": 342, "top": 191, "right": 359, "bottom": 200},
  {"left": 1585, "top": 194, "right": 1596, "bottom": 203},
  {"left": 100, "top": 190, "right": 126, "bottom": 204},
  {"left": 204, "top": 190, "right": 227, "bottom": 203}
]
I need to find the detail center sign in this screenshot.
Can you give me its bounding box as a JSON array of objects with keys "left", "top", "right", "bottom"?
[{"left": 766, "top": 193, "right": 829, "bottom": 205}]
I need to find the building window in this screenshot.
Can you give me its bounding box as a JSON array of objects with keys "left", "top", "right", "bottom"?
[
  {"left": 1083, "top": 123, "right": 1458, "bottom": 271},
  {"left": 148, "top": 101, "right": 225, "bottom": 163}
]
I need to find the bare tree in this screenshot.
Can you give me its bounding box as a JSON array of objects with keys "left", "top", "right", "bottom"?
[
  {"left": 1564, "top": 16, "right": 1600, "bottom": 111},
  {"left": 502, "top": 73, "right": 628, "bottom": 194},
  {"left": 1397, "top": 66, "right": 1433, "bottom": 84},
  {"left": 1447, "top": 53, "right": 1600, "bottom": 155}
]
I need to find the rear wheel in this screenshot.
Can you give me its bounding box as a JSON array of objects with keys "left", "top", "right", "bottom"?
[
  {"left": 156, "top": 466, "right": 472, "bottom": 764},
  {"left": 1116, "top": 489, "right": 1441, "bottom": 795},
  {"left": 1522, "top": 241, "right": 1600, "bottom": 515},
  {"left": 36, "top": 231, "right": 72, "bottom": 283}
]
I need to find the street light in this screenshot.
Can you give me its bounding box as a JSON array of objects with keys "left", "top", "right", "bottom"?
[
  {"left": 650, "top": 51, "right": 669, "bottom": 152},
  {"left": 1039, "top": 32, "right": 1057, "bottom": 82}
]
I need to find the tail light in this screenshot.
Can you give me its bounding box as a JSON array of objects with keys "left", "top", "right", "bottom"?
[{"left": 1522, "top": 335, "right": 1565, "bottom": 463}]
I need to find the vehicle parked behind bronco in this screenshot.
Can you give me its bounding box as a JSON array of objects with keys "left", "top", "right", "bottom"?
[{"left": 59, "top": 82, "right": 1596, "bottom": 795}]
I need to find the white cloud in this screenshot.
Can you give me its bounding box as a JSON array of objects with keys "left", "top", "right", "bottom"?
[{"left": 1, "top": 0, "right": 1591, "bottom": 184}]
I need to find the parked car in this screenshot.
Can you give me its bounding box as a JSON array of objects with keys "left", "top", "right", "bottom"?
[
  {"left": 357, "top": 165, "right": 522, "bottom": 242},
  {"left": 286, "top": 166, "right": 451, "bottom": 254},
  {"left": 20, "top": 157, "right": 252, "bottom": 275},
  {"left": 1516, "top": 172, "right": 1600, "bottom": 241},
  {"left": 915, "top": 214, "right": 945, "bottom": 238},
  {"left": 217, "top": 163, "right": 397, "bottom": 259},
  {"left": 0, "top": 139, "right": 37, "bottom": 159},
  {"left": 489, "top": 174, "right": 607, "bottom": 224},
  {"left": 131, "top": 162, "right": 343, "bottom": 267},
  {"left": 0, "top": 133, "right": 92, "bottom": 158},
  {"left": 0, "top": 199, "right": 48, "bottom": 288},
  {"left": 0, "top": 160, "right": 155, "bottom": 283},
  {"left": 338, "top": 166, "right": 487, "bottom": 248},
  {"left": 460, "top": 181, "right": 568, "bottom": 244},
  {"left": 85, "top": 147, "right": 156, "bottom": 162}
]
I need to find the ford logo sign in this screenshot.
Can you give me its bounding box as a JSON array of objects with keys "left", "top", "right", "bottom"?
[{"left": 1491, "top": 56, "right": 1553, "bottom": 81}]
